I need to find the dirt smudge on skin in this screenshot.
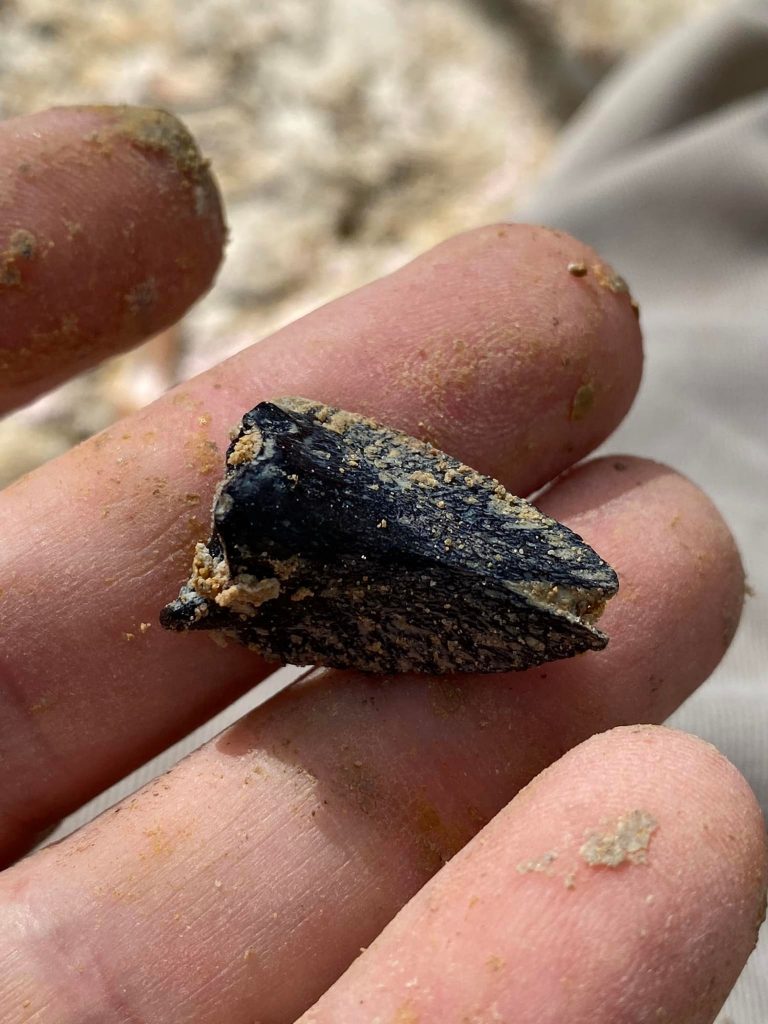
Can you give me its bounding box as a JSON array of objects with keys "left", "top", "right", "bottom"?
[
  {"left": 0, "top": 228, "right": 39, "bottom": 287},
  {"left": 0, "top": 316, "right": 90, "bottom": 389},
  {"left": 184, "top": 410, "right": 221, "bottom": 477},
  {"left": 517, "top": 850, "right": 559, "bottom": 875},
  {"left": 28, "top": 693, "right": 55, "bottom": 714},
  {"left": 111, "top": 106, "right": 212, "bottom": 183},
  {"left": 142, "top": 826, "right": 173, "bottom": 859},
  {"left": 393, "top": 1004, "right": 419, "bottom": 1024},
  {"left": 592, "top": 262, "right": 630, "bottom": 296},
  {"left": 85, "top": 106, "right": 222, "bottom": 224},
  {"left": 580, "top": 809, "right": 658, "bottom": 867},
  {"left": 395, "top": 333, "right": 494, "bottom": 430},
  {"left": 191, "top": 438, "right": 219, "bottom": 475},
  {"left": 125, "top": 276, "right": 158, "bottom": 315},
  {"left": 338, "top": 759, "right": 381, "bottom": 817},
  {"left": 411, "top": 798, "right": 465, "bottom": 873},
  {"left": 428, "top": 678, "right": 467, "bottom": 717},
  {"left": 8, "top": 228, "right": 38, "bottom": 261},
  {"left": 172, "top": 390, "right": 203, "bottom": 411},
  {"left": 570, "top": 381, "right": 595, "bottom": 421},
  {"left": 64, "top": 219, "right": 83, "bottom": 239},
  {"left": 185, "top": 514, "right": 208, "bottom": 543}
]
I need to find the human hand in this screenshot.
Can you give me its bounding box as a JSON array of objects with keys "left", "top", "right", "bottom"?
[{"left": 0, "top": 106, "right": 765, "bottom": 1024}]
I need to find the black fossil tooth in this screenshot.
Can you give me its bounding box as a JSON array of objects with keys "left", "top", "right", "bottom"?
[{"left": 160, "top": 397, "right": 618, "bottom": 674}]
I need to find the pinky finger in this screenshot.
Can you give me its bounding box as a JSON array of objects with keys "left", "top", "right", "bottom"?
[{"left": 302, "top": 726, "right": 768, "bottom": 1024}]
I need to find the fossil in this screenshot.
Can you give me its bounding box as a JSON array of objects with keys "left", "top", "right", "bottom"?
[{"left": 160, "top": 397, "right": 618, "bottom": 673}]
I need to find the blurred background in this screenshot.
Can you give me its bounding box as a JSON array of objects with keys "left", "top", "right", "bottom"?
[{"left": 0, "top": 0, "right": 723, "bottom": 484}]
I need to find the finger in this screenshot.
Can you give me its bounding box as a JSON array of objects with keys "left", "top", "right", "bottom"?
[
  {"left": 0, "top": 105, "right": 225, "bottom": 412},
  {"left": 0, "top": 222, "right": 642, "bottom": 858},
  {"left": 301, "top": 726, "right": 768, "bottom": 1024},
  {"left": 0, "top": 460, "right": 744, "bottom": 1024},
  {"left": 532, "top": 456, "right": 745, "bottom": 730}
]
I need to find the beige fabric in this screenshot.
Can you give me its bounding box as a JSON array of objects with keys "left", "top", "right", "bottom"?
[
  {"left": 521, "top": 4, "right": 768, "bottom": 1019},
  {"left": 47, "top": 3, "right": 768, "bottom": 1017}
]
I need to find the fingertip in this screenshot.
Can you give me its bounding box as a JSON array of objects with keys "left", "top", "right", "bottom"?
[
  {"left": 568, "top": 725, "right": 768, "bottom": 968},
  {"left": 520, "top": 724, "right": 768, "bottom": 1022},
  {"left": 0, "top": 105, "right": 226, "bottom": 411},
  {"left": 306, "top": 723, "right": 766, "bottom": 1024},
  {"left": 412, "top": 222, "right": 644, "bottom": 487},
  {"left": 572, "top": 724, "right": 766, "bottom": 862},
  {"left": 538, "top": 456, "right": 745, "bottom": 721}
]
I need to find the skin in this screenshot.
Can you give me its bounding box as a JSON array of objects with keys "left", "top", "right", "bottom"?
[
  {"left": 302, "top": 727, "right": 768, "bottom": 1024},
  {"left": 0, "top": 106, "right": 765, "bottom": 1024},
  {"left": 0, "top": 106, "right": 225, "bottom": 412}
]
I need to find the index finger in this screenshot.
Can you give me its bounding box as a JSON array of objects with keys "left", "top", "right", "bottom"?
[{"left": 0, "top": 223, "right": 642, "bottom": 862}]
